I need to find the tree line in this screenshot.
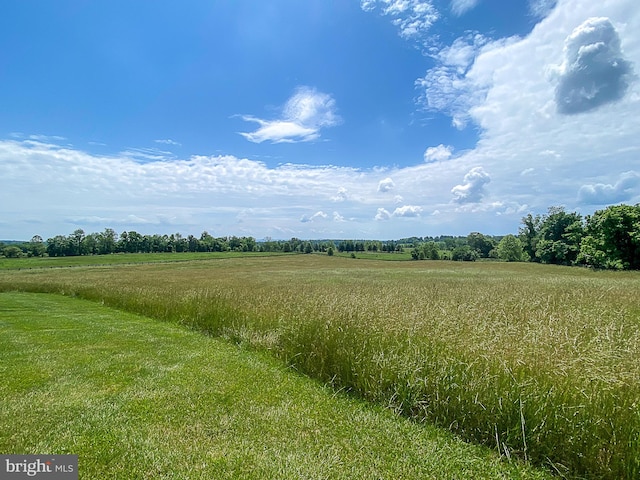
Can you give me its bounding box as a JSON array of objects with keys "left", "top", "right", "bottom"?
[
  {"left": 0, "top": 230, "right": 398, "bottom": 258},
  {"left": 2, "top": 204, "right": 638, "bottom": 270},
  {"left": 410, "top": 203, "right": 639, "bottom": 270}
]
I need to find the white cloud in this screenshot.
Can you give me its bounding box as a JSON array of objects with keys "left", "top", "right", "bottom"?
[
  {"left": 155, "top": 139, "right": 181, "bottom": 146},
  {"left": 29, "top": 134, "right": 66, "bottom": 142},
  {"left": 378, "top": 177, "right": 395, "bottom": 192},
  {"left": 240, "top": 87, "right": 341, "bottom": 143},
  {"left": 529, "top": 0, "right": 558, "bottom": 18},
  {"left": 301, "top": 211, "right": 328, "bottom": 223},
  {"left": 450, "top": 0, "right": 480, "bottom": 16},
  {"left": 332, "top": 187, "right": 349, "bottom": 202},
  {"left": 578, "top": 171, "right": 640, "bottom": 204},
  {"left": 120, "top": 147, "right": 176, "bottom": 162},
  {"left": 393, "top": 205, "right": 423, "bottom": 217},
  {"left": 375, "top": 207, "right": 392, "bottom": 220},
  {"left": 333, "top": 211, "right": 346, "bottom": 222},
  {"left": 451, "top": 167, "right": 490, "bottom": 203},
  {"left": 415, "top": 33, "right": 496, "bottom": 128},
  {"left": 424, "top": 144, "right": 453, "bottom": 162},
  {"left": 550, "top": 17, "right": 633, "bottom": 114},
  {"left": 360, "top": 0, "right": 439, "bottom": 41}
]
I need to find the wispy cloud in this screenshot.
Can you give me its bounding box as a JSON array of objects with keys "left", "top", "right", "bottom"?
[
  {"left": 360, "top": 0, "right": 439, "bottom": 42},
  {"left": 301, "top": 211, "right": 328, "bottom": 223},
  {"left": 239, "top": 87, "right": 341, "bottom": 144},
  {"left": 528, "top": 0, "right": 557, "bottom": 18},
  {"left": 155, "top": 139, "right": 181, "bottom": 146},
  {"left": 450, "top": 0, "right": 481, "bottom": 16},
  {"left": 415, "top": 33, "right": 495, "bottom": 129},
  {"left": 120, "top": 147, "right": 176, "bottom": 163}
]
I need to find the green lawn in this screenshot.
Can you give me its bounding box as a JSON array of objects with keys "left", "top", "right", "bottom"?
[{"left": 0, "top": 292, "right": 549, "bottom": 479}]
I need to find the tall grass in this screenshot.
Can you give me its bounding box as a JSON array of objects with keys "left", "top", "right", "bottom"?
[{"left": 1, "top": 256, "right": 638, "bottom": 478}]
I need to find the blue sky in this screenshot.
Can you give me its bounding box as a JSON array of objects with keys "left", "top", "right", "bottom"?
[{"left": 1, "top": 0, "right": 639, "bottom": 240}]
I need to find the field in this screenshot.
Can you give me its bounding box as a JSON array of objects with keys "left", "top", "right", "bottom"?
[
  {"left": 1, "top": 254, "right": 639, "bottom": 478},
  {"left": 1, "top": 292, "right": 548, "bottom": 479}
]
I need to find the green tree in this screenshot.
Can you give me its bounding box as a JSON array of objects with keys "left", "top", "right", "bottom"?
[
  {"left": 27, "top": 235, "right": 46, "bottom": 257},
  {"left": 97, "top": 228, "right": 118, "bottom": 254},
  {"left": 578, "top": 204, "right": 640, "bottom": 269},
  {"left": 519, "top": 213, "right": 542, "bottom": 262},
  {"left": 2, "top": 245, "right": 23, "bottom": 258},
  {"left": 496, "top": 235, "right": 527, "bottom": 262},
  {"left": 70, "top": 229, "right": 86, "bottom": 256},
  {"left": 535, "top": 207, "right": 584, "bottom": 265},
  {"left": 451, "top": 245, "right": 478, "bottom": 261},
  {"left": 467, "top": 232, "right": 495, "bottom": 258}
]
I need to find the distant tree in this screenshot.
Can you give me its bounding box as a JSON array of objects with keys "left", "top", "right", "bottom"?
[
  {"left": 82, "top": 233, "right": 99, "bottom": 255},
  {"left": 535, "top": 207, "right": 584, "bottom": 265},
  {"left": 27, "top": 235, "right": 46, "bottom": 257},
  {"left": 97, "top": 228, "right": 118, "bottom": 254},
  {"left": 577, "top": 204, "right": 640, "bottom": 269},
  {"left": 2, "top": 245, "right": 23, "bottom": 258},
  {"left": 412, "top": 241, "right": 440, "bottom": 260},
  {"left": 519, "top": 213, "right": 542, "bottom": 262},
  {"left": 70, "top": 229, "right": 86, "bottom": 256},
  {"left": 467, "top": 232, "right": 495, "bottom": 258},
  {"left": 451, "top": 245, "right": 478, "bottom": 261},
  {"left": 46, "top": 235, "right": 70, "bottom": 257},
  {"left": 304, "top": 242, "right": 313, "bottom": 254},
  {"left": 496, "top": 235, "right": 527, "bottom": 262},
  {"left": 327, "top": 246, "right": 334, "bottom": 256}
]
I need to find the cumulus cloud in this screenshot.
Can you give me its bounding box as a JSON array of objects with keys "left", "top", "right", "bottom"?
[
  {"left": 378, "top": 177, "right": 395, "bottom": 192},
  {"left": 360, "top": 0, "right": 439, "bottom": 41},
  {"left": 332, "top": 187, "right": 349, "bottom": 202},
  {"left": 393, "top": 205, "right": 423, "bottom": 217},
  {"left": 450, "top": 0, "right": 480, "bottom": 16},
  {"left": 240, "top": 87, "right": 341, "bottom": 143},
  {"left": 551, "top": 17, "right": 633, "bottom": 115},
  {"left": 375, "top": 207, "right": 392, "bottom": 220},
  {"left": 451, "top": 167, "right": 491, "bottom": 203},
  {"left": 424, "top": 144, "right": 453, "bottom": 162},
  {"left": 578, "top": 171, "right": 640, "bottom": 204}
]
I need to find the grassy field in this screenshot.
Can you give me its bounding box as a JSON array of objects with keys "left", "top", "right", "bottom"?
[
  {"left": 0, "top": 251, "right": 288, "bottom": 270},
  {"left": 1, "top": 255, "right": 639, "bottom": 478},
  {"left": 0, "top": 292, "right": 549, "bottom": 479}
]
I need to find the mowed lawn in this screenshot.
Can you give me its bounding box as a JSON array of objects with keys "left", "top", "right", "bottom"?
[{"left": 0, "top": 292, "right": 549, "bottom": 479}]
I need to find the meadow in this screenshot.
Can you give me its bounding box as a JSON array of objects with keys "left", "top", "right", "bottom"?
[
  {"left": 1, "top": 292, "right": 548, "bottom": 479},
  {"left": 1, "top": 254, "right": 638, "bottom": 478}
]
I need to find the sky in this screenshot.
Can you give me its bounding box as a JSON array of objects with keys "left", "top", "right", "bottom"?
[{"left": 1, "top": 0, "right": 639, "bottom": 241}]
